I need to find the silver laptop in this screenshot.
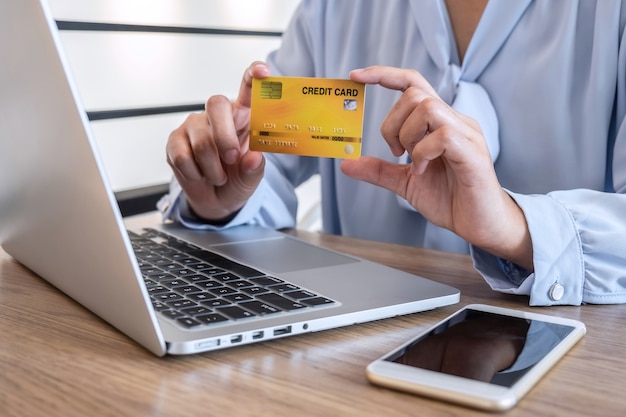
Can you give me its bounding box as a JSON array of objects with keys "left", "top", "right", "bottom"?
[{"left": 0, "top": 0, "right": 459, "bottom": 356}]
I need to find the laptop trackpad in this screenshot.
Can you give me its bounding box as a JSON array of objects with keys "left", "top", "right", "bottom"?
[{"left": 214, "top": 237, "right": 358, "bottom": 273}]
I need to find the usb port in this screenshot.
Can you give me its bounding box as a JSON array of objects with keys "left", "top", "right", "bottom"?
[
  {"left": 230, "top": 335, "right": 243, "bottom": 343},
  {"left": 252, "top": 331, "right": 264, "bottom": 340},
  {"left": 273, "top": 326, "right": 292, "bottom": 336}
]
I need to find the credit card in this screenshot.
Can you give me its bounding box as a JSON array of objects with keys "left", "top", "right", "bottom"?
[{"left": 249, "top": 76, "right": 365, "bottom": 158}]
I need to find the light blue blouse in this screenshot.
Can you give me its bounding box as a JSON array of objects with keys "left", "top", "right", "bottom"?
[{"left": 160, "top": 0, "right": 626, "bottom": 306}]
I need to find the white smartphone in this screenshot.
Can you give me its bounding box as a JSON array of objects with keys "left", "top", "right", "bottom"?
[{"left": 366, "top": 304, "right": 585, "bottom": 411}]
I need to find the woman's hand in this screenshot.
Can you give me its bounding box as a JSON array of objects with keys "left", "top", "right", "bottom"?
[{"left": 343, "top": 66, "right": 533, "bottom": 269}]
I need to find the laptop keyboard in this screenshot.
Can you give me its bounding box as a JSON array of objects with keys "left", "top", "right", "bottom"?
[{"left": 128, "top": 228, "right": 335, "bottom": 329}]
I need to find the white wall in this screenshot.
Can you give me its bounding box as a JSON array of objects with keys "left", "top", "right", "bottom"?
[
  {"left": 48, "top": 0, "right": 299, "bottom": 192},
  {"left": 48, "top": 0, "right": 299, "bottom": 30},
  {"left": 47, "top": 0, "right": 321, "bottom": 229}
]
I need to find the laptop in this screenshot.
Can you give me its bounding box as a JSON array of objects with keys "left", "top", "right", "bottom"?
[{"left": 0, "top": 0, "right": 459, "bottom": 356}]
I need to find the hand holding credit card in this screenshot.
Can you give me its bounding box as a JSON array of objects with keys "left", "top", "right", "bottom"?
[{"left": 250, "top": 76, "right": 366, "bottom": 158}]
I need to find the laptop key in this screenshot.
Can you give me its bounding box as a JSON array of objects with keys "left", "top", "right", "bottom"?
[
  {"left": 189, "top": 250, "right": 265, "bottom": 278},
  {"left": 185, "top": 274, "right": 211, "bottom": 283},
  {"left": 282, "top": 289, "right": 317, "bottom": 300},
  {"left": 180, "top": 306, "right": 212, "bottom": 317},
  {"left": 200, "top": 298, "right": 232, "bottom": 308},
  {"left": 143, "top": 278, "right": 158, "bottom": 287},
  {"left": 146, "top": 272, "right": 176, "bottom": 282},
  {"left": 216, "top": 305, "right": 256, "bottom": 319},
  {"left": 176, "top": 317, "right": 203, "bottom": 328},
  {"left": 249, "top": 276, "right": 284, "bottom": 287},
  {"left": 268, "top": 283, "right": 301, "bottom": 293},
  {"left": 173, "top": 268, "right": 198, "bottom": 278},
  {"left": 187, "top": 293, "right": 218, "bottom": 302},
  {"left": 151, "top": 301, "right": 169, "bottom": 311},
  {"left": 160, "top": 263, "right": 185, "bottom": 272},
  {"left": 176, "top": 257, "right": 202, "bottom": 265},
  {"left": 241, "top": 286, "right": 270, "bottom": 296},
  {"left": 195, "top": 312, "right": 229, "bottom": 325},
  {"left": 300, "top": 297, "right": 335, "bottom": 307},
  {"left": 152, "top": 258, "right": 174, "bottom": 266},
  {"left": 195, "top": 280, "right": 224, "bottom": 289},
  {"left": 166, "top": 299, "right": 197, "bottom": 309},
  {"left": 160, "top": 278, "right": 188, "bottom": 288},
  {"left": 173, "top": 285, "right": 204, "bottom": 295},
  {"left": 212, "top": 272, "right": 240, "bottom": 283},
  {"left": 191, "top": 264, "right": 224, "bottom": 274},
  {"left": 223, "top": 293, "right": 252, "bottom": 303},
  {"left": 147, "top": 285, "right": 170, "bottom": 295},
  {"left": 151, "top": 247, "right": 178, "bottom": 257},
  {"left": 139, "top": 263, "right": 160, "bottom": 271},
  {"left": 152, "top": 293, "right": 185, "bottom": 302},
  {"left": 239, "top": 300, "right": 281, "bottom": 315},
  {"left": 208, "top": 286, "right": 239, "bottom": 296},
  {"left": 256, "top": 293, "right": 306, "bottom": 311},
  {"left": 161, "top": 309, "right": 186, "bottom": 319},
  {"left": 228, "top": 280, "right": 255, "bottom": 289},
  {"left": 141, "top": 253, "right": 162, "bottom": 262}
]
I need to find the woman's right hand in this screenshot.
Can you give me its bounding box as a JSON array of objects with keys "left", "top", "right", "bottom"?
[{"left": 165, "top": 62, "right": 270, "bottom": 222}]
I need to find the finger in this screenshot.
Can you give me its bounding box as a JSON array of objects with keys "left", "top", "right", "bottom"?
[
  {"left": 350, "top": 65, "right": 439, "bottom": 96},
  {"left": 340, "top": 157, "right": 410, "bottom": 199},
  {"left": 205, "top": 95, "right": 241, "bottom": 165},
  {"left": 409, "top": 121, "right": 484, "bottom": 177},
  {"left": 234, "top": 151, "right": 266, "bottom": 193},
  {"left": 207, "top": 62, "right": 271, "bottom": 165},
  {"left": 166, "top": 113, "right": 229, "bottom": 185},
  {"left": 380, "top": 88, "right": 434, "bottom": 156},
  {"left": 235, "top": 61, "right": 271, "bottom": 109},
  {"left": 351, "top": 66, "right": 442, "bottom": 157},
  {"left": 196, "top": 151, "right": 265, "bottom": 221},
  {"left": 409, "top": 133, "right": 444, "bottom": 176},
  {"left": 166, "top": 127, "right": 203, "bottom": 182},
  {"left": 172, "top": 112, "right": 230, "bottom": 185}
]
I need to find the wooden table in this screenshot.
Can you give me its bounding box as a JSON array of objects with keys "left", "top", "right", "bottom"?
[{"left": 1, "top": 213, "right": 625, "bottom": 416}]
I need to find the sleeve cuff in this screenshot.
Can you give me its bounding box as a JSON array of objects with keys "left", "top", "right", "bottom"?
[
  {"left": 471, "top": 245, "right": 536, "bottom": 296},
  {"left": 471, "top": 190, "right": 585, "bottom": 306}
]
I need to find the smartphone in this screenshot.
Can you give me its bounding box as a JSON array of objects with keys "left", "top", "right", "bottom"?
[{"left": 366, "top": 304, "right": 585, "bottom": 411}]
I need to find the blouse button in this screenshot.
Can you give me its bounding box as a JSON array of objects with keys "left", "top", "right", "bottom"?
[{"left": 549, "top": 283, "right": 565, "bottom": 301}]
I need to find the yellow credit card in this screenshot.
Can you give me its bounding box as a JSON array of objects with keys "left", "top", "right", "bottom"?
[{"left": 249, "top": 76, "right": 365, "bottom": 158}]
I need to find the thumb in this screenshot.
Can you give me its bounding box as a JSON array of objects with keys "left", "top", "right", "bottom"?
[
  {"left": 235, "top": 61, "right": 271, "bottom": 109},
  {"left": 238, "top": 151, "right": 266, "bottom": 190},
  {"left": 340, "top": 157, "right": 410, "bottom": 199}
]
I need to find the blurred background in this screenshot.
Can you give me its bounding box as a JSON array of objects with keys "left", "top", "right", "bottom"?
[{"left": 49, "top": 0, "right": 321, "bottom": 230}]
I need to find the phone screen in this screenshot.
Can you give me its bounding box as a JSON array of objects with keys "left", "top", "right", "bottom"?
[{"left": 383, "top": 309, "right": 577, "bottom": 387}]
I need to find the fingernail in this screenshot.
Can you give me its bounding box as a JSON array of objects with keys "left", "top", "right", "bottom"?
[
  {"left": 250, "top": 155, "right": 263, "bottom": 171},
  {"left": 252, "top": 63, "right": 270, "bottom": 76}
]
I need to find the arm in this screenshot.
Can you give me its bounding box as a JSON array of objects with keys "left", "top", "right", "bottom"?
[
  {"left": 344, "top": 66, "right": 533, "bottom": 269},
  {"left": 161, "top": 62, "right": 269, "bottom": 226},
  {"left": 474, "top": 181, "right": 626, "bottom": 306},
  {"left": 344, "top": 65, "right": 626, "bottom": 306},
  {"left": 160, "top": 1, "right": 321, "bottom": 230},
  {"left": 473, "top": 21, "right": 626, "bottom": 306}
]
